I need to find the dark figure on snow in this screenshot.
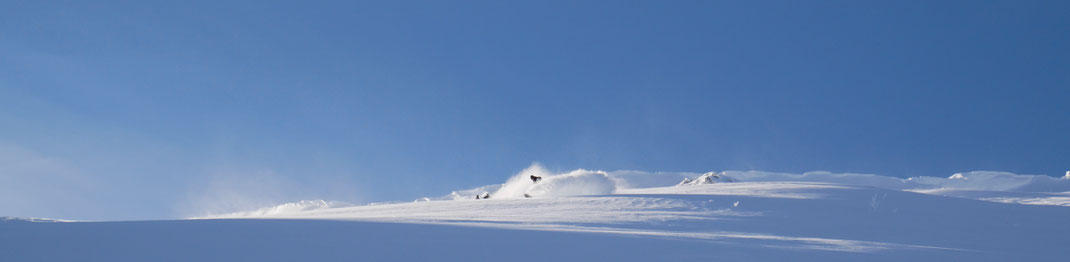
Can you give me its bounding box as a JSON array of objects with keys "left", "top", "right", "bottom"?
[{"left": 530, "top": 175, "right": 542, "bottom": 183}]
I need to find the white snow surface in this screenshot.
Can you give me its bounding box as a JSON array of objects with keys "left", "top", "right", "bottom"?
[
  {"left": 677, "top": 172, "right": 736, "bottom": 185},
  {"left": 0, "top": 216, "right": 74, "bottom": 223},
  {"left": 4, "top": 166, "right": 1070, "bottom": 261}
]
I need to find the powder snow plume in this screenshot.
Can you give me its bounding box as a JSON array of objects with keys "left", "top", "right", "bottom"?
[{"left": 490, "top": 164, "right": 616, "bottom": 199}]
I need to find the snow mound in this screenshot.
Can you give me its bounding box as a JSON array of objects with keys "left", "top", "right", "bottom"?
[{"left": 677, "top": 172, "right": 735, "bottom": 186}]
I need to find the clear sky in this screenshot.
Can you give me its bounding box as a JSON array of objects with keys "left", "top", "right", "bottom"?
[{"left": 2, "top": 0, "right": 1068, "bottom": 220}]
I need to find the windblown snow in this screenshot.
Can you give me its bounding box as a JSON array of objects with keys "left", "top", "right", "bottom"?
[
  {"left": 492, "top": 165, "right": 616, "bottom": 199},
  {"left": 414, "top": 166, "right": 1070, "bottom": 206},
  {"left": 4, "top": 165, "right": 1070, "bottom": 261}
]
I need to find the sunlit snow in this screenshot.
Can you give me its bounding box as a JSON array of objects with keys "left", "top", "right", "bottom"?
[{"left": 4, "top": 165, "right": 1069, "bottom": 261}]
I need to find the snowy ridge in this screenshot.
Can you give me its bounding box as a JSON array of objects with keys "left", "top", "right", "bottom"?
[
  {"left": 214, "top": 168, "right": 1070, "bottom": 219},
  {"left": 8, "top": 165, "right": 1070, "bottom": 261},
  {"left": 193, "top": 176, "right": 1070, "bottom": 260},
  {"left": 433, "top": 167, "right": 1070, "bottom": 205}
]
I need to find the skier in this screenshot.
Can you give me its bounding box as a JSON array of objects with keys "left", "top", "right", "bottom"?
[{"left": 530, "top": 175, "right": 542, "bottom": 183}]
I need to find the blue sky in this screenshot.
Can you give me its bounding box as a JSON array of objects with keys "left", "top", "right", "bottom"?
[{"left": 2, "top": 0, "right": 1068, "bottom": 220}]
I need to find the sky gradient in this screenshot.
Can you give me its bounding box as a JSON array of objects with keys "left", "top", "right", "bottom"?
[{"left": 2, "top": 0, "right": 1068, "bottom": 220}]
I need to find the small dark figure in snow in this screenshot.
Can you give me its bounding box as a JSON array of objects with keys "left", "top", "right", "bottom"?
[
  {"left": 475, "top": 195, "right": 480, "bottom": 200},
  {"left": 524, "top": 193, "right": 532, "bottom": 198},
  {"left": 530, "top": 175, "right": 542, "bottom": 183}
]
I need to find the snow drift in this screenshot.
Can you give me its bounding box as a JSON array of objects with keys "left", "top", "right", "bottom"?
[
  {"left": 204, "top": 165, "right": 1070, "bottom": 219},
  {"left": 56, "top": 165, "right": 1068, "bottom": 261},
  {"left": 433, "top": 165, "right": 1070, "bottom": 207},
  {"left": 180, "top": 173, "right": 1070, "bottom": 261},
  {"left": 910, "top": 171, "right": 1070, "bottom": 192}
]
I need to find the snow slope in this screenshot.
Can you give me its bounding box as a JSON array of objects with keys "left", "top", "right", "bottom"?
[{"left": 3, "top": 167, "right": 1070, "bottom": 261}]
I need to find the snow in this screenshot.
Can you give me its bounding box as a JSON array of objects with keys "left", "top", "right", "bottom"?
[
  {"left": 677, "top": 172, "right": 736, "bottom": 185},
  {"left": 0, "top": 216, "right": 73, "bottom": 223},
  {"left": 212, "top": 200, "right": 355, "bottom": 217},
  {"left": 519, "top": 169, "right": 616, "bottom": 198},
  {"left": 3, "top": 166, "right": 1070, "bottom": 261}
]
